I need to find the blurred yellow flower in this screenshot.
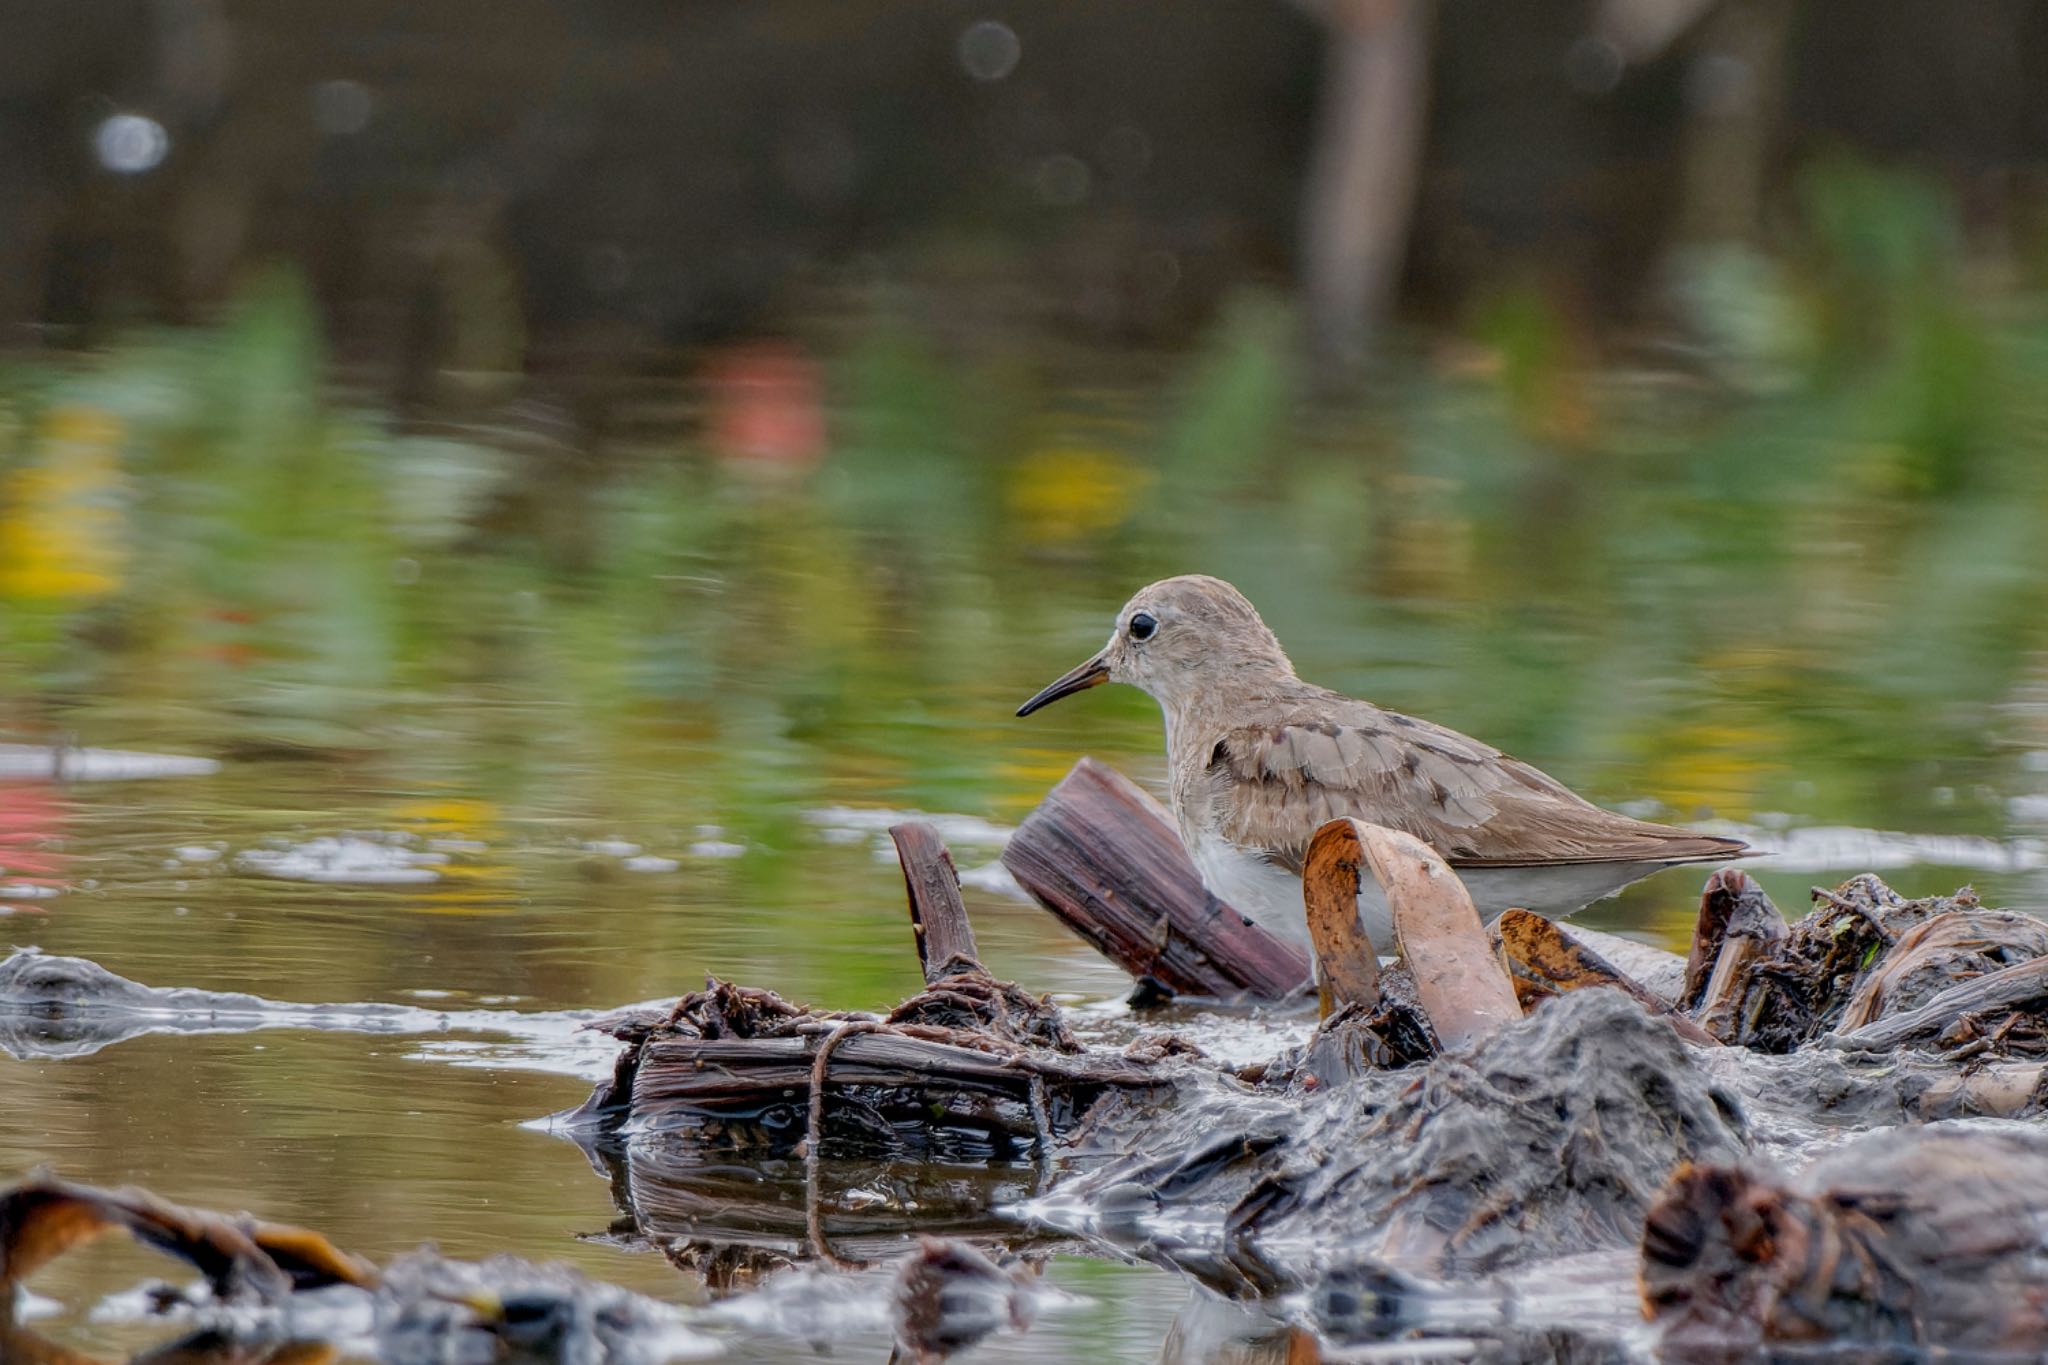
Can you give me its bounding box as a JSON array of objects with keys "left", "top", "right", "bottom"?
[
  {"left": 1005, "top": 446, "right": 1151, "bottom": 545},
  {"left": 0, "top": 405, "right": 128, "bottom": 600}
]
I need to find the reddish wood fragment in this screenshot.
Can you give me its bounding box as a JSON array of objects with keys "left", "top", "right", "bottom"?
[{"left": 1002, "top": 758, "right": 1310, "bottom": 999}]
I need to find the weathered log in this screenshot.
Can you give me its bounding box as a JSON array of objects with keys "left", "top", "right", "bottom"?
[
  {"left": 1826, "top": 954, "right": 2048, "bottom": 1052},
  {"left": 0, "top": 1177, "right": 695, "bottom": 1361},
  {"left": 1301, "top": 817, "right": 1383, "bottom": 1014},
  {"left": 1494, "top": 910, "right": 1717, "bottom": 1047},
  {"left": 1346, "top": 821, "right": 1520, "bottom": 1051},
  {"left": 1833, "top": 908, "right": 2048, "bottom": 1034},
  {"left": 1695, "top": 873, "right": 1788, "bottom": 1043},
  {"left": 1002, "top": 757, "right": 1311, "bottom": 999},
  {"left": 890, "top": 821, "right": 980, "bottom": 982}
]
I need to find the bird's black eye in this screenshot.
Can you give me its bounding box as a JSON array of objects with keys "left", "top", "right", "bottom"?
[{"left": 1128, "top": 612, "right": 1157, "bottom": 641}]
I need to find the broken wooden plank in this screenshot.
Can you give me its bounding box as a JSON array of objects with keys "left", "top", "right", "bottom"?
[
  {"left": 891, "top": 821, "right": 981, "bottom": 982},
  {"left": 1301, "top": 817, "right": 1384, "bottom": 1014},
  {"left": 1001, "top": 757, "right": 1310, "bottom": 999},
  {"left": 1345, "top": 820, "right": 1521, "bottom": 1051},
  {"left": 1494, "top": 910, "right": 1718, "bottom": 1047}
]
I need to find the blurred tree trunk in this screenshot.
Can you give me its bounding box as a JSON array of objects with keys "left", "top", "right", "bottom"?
[
  {"left": 1299, "top": 0, "right": 1432, "bottom": 371},
  {"left": 1672, "top": 0, "right": 1791, "bottom": 245}
]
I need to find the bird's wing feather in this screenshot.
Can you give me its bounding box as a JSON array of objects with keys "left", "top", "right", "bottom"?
[{"left": 1205, "top": 699, "right": 1746, "bottom": 872}]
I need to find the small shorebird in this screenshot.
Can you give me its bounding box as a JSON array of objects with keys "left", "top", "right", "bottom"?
[{"left": 1016, "top": 575, "right": 1747, "bottom": 950}]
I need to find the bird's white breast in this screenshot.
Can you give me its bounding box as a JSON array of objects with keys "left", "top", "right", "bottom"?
[{"left": 1187, "top": 831, "right": 1664, "bottom": 956}]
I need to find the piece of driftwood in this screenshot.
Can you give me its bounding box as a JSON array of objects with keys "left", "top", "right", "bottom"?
[
  {"left": 1301, "top": 817, "right": 1384, "bottom": 1014},
  {"left": 891, "top": 821, "right": 979, "bottom": 982},
  {"left": 1833, "top": 908, "right": 2048, "bottom": 1034},
  {"left": 1682, "top": 869, "right": 1748, "bottom": 1009},
  {"left": 0, "top": 1176, "right": 376, "bottom": 1296},
  {"left": 0, "top": 1176, "right": 698, "bottom": 1362},
  {"left": 1695, "top": 872, "right": 1788, "bottom": 1043},
  {"left": 893, "top": 1237, "right": 1041, "bottom": 1364},
  {"left": 1641, "top": 1125, "right": 2048, "bottom": 1351},
  {"left": 1346, "top": 821, "right": 1521, "bottom": 1052},
  {"left": 1002, "top": 757, "right": 1311, "bottom": 999},
  {"left": 1494, "top": 910, "right": 1718, "bottom": 1047},
  {"left": 1826, "top": 954, "right": 2048, "bottom": 1052}
]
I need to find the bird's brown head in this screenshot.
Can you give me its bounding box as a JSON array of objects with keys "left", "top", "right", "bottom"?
[{"left": 1015, "top": 575, "right": 1294, "bottom": 718}]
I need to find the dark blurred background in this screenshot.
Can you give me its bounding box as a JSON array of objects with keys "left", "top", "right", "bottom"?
[{"left": 8, "top": 0, "right": 2047, "bottom": 381}]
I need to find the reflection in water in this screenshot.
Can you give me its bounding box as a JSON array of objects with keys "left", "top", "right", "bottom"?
[{"left": 0, "top": 280, "right": 2045, "bottom": 1359}]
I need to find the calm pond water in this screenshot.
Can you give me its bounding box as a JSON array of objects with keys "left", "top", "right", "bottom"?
[{"left": 3, "top": 280, "right": 2048, "bottom": 1359}]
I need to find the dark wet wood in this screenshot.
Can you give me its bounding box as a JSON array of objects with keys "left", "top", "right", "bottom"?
[
  {"left": 1001, "top": 757, "right": 1311, "bottom": 1000},
  {"left": 890, "top": 822, "right": 980, "bottom": 982},
  {"left": 1301, "top": 818, "right": 1383, "bottom": 1014},
  {"left": 1828, "top": 955, "right": 2048, "bottom": 1051},
  {"left": 1351, "top": 821, "right": 1521, "bottom": 1050},
  {"left": 1682, "top": 869, "right": 1749, "bottom": 1008},
  {"left": 1834, "top": 908, "right": 2048, "bottom": 1034},
  {"left": 1696, "top": 874, "right": 1789, "bottom": 1042},
  {"left": 1494, "top": 910, "right": 1718, "bottom": 1047}
]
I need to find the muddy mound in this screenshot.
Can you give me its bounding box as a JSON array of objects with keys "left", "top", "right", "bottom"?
[{"left": 1061, "top": 988, "right": 1747, "bottom": 1281}]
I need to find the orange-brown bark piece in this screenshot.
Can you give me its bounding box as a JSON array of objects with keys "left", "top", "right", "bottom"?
[
  {"left": 0, "top": 1175, "right": 376, "bottom": 1297},
  {"left": 1302, "top": 818, "right": 1384, "bottom": 1015},
  {"left": 1496, "top": 910, "right": 1718, "bottom": 1047}
]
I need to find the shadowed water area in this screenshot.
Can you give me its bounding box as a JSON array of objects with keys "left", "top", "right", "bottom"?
[{"left": 3, "top": 274, "right": 2048, "bottom": 1359}]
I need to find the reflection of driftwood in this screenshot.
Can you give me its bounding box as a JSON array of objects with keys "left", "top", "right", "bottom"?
[
  {"left": 0, "top": 1176, "right": 701, "bottom": 1362},
  {"left": 600, "top": 1141, "right": 1043, "bottom": 1264},
  {"left": 1002, "top": 758, "right": 1310, "bottom": 999}
]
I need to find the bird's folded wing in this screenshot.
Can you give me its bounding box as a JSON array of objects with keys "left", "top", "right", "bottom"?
[{"left": 1207, "top": 709, "right": 1746, "bottom": 870}]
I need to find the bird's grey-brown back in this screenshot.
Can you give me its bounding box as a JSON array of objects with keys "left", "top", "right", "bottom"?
[{"left": 1017, "top": 573, "right": 1747, "bottom": 945}]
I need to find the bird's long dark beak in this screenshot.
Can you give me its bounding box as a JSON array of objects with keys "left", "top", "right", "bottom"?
[{"left": 1016, "top": 654, "right": 1109, "bottom": 717}]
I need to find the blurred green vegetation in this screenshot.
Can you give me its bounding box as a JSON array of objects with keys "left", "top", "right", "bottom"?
[{"left": 0, "top": 160, "right": 2042, "bottom": 999}]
